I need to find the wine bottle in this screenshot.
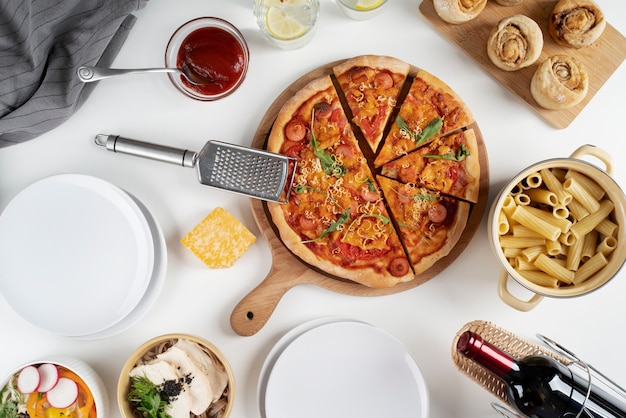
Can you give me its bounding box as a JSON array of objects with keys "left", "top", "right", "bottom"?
[{"left": 456, "top": 331, "right": 626, "bottom": 418}]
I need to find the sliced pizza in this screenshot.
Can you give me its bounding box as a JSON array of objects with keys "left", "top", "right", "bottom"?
[
  {"left": 377, "top": 176, "right": 470, "bottom": 276},
  {"left": 374, "top": 69, "right": 474, "bottom": 167},
  {"left": 333, "top": 55, "right": 410, "bottom": 154},
  {"left": 380, "top": 129, "right": 481, "bottom": 203},
  {"left": 266, "top": 76, "right": 413, "bottom": 288}
]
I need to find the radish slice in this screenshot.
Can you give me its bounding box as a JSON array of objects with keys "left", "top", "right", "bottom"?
[
  {"left": 37, "top": 363, "right": 60, "bottom": 392},
  {"left": 46, "top": 377, "right": 79, "bottom": 408},
  {"left": 17, "top": 365, "right": 40, "bottom": 394}
]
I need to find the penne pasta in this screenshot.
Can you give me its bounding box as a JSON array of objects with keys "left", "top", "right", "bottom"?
[
  {"left": 521, "top": 245, "right": 547, "bottom": 262},
  {"left": 570, "top": 199, "right": 615, "bottom": 239},
  {"left": 563, "top": 177, "right": 600, "bottom": 213},
  {"left": 565, "top": 169, "right": 605, "bottom": 201},
  {"left": 515, "top": 257, "right": 538, "bottom": 271},
  {"left": 545, "top": 239, "right": 562, "bottom": 256},
  {"left": 511, "top": 225, "right": 544, "bottom": 238},
  {"left": 500, "top": 235, "right": 547, "bottom": 249},
  {"left": 595, "top": 218, "right": 618, "bottom": 238},
  {"left": 534, "top": 253, "right": 574, "bottom": 284},
  {"left": 498, "top": 211, "right": 510, "bottom": 235},
  {"left": 596, "top": 236, "right": 617, "bottom": 256},
  {"left": 522, "top": 205, "right": 572, "bottom": 234},
  {"left": 514, "top": 193, "right": 531, "bottom": 206},
  {"left": 524, "top": 172, "right": 543, "bottom": 189},
  {"left": 573, "top": 252, "right": 608, "bottom": 284},
  {"left": 581, "top": 230, "right": 598, "bottom": 263},
  {"left": 559, "top": 231, "right": 575, "bottom": 246},
  {"left": 567, "top": 198, "right": 590, "bottom": 220},
  {"left": 503, "top": 247, "right": 523, "bottom": 259},
  {"left": 552, "top": 205, "right": 569, "bottom": 220},
  {"left": 540, "top": 168, "right": 572, "bottom": 205},
  {"left": 517, "top": 269, "right": 560, "bottom": 288},
  {"left": 510, "top": 205, "right": 561, "bottom": 241},
  {"left": 526, "top": 188, "right": 558, "bottom": 206},
  {"left": 501, "top": 195, "right": 517, "bottom": 218},
  {"left": 565, "top": 235, "right": 584, "bottom": 271}
]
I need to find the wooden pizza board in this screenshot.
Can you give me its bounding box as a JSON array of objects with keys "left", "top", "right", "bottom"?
[
  {"left": 419, "top": 0, "right": 626, "bottom": 129},
  {"left": 230, "top": 61, "right": 490, "bottom": 336}
]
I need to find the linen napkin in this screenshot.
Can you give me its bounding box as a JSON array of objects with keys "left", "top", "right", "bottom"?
[{"left": 0, "top": 0, "right": 148, "bottom": 148}]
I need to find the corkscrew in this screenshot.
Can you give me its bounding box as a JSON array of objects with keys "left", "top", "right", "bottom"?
[{"left": 491, "top": 334, "right": 626, "bottom": 418}]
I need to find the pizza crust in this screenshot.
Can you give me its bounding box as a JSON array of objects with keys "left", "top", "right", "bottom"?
[{"left": 332, "top": 55, "right": 411, "bottom": 79}]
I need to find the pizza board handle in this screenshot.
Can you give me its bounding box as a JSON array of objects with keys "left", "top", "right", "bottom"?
[{"left": 230, "top": 260, "right": 314, "bottom": 336}]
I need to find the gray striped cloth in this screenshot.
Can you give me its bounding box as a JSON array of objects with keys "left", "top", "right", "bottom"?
[{"left": 0, "top": 0, "right": 148, "bottom": 148}]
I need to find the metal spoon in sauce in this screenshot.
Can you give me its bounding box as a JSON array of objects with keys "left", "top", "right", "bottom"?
[{"left": 76, "top": 64, "right": 209, "bottom": 85}]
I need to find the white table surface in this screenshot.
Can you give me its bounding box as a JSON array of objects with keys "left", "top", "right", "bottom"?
[{"left": 1, "top": 1, "right": 625, "bottom": 417}]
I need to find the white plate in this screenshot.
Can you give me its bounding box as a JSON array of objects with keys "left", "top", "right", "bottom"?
[
  {"left": 71, "top": 193, "right": 167, "bottom": 340},
  {"left": 0, "top": 174, "right": 154, "bottom": 336},
  {"left": 264, "top": 320, "right": 429, "bottom": 418},
  {"left": 258, "top": 317, "right": 362, "bottom": 418}
]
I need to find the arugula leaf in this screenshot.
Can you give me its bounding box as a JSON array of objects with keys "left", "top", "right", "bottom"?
[
  {"left": 363, "top": 177, "right": 376, "bottom": 192},
  {"left": 396, "top": 116, "right": 443, "bottom": 146},
  {"left": 127, "top": 376, "right": 171, "bottom": 418},
  {"left": 411, "top": 193, "right": 436, "bottom": 202},
  {"left": 424, "top": 144, "right": 470, "bottom": 161},
  {"left": 302, "top": 208, "right": 351, "bottom": 243},
  {"left": 310, "top": 108, "right": 346, "bottom": 178}
]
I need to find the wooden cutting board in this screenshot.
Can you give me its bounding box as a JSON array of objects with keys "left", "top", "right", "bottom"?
[
  {"left": 230, "top": 61, "right": 490, "bottom": 336},
  {"left": 419, "top": 0, "right": 626, "bottom": 129}
]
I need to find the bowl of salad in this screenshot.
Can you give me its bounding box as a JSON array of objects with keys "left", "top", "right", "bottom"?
[{"left": 0, "top": 356, "right": 108, "bottom": 418}]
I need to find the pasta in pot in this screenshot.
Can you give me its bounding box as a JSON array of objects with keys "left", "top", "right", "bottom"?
[{"left": 497, "top": 167, "right": 618, "bottom": 289}]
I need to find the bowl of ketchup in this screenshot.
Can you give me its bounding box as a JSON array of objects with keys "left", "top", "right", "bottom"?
[{"left": 165, "top": 17, "right": 249, "bottom": 101}]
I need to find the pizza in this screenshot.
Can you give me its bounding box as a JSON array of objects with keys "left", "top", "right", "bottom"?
[
  {"left": 266, "top": 55, "right": 480, "bottom": 288},
  {"left": 374, "top": 69, "right": 474, "bottom": 167},
  {"left": 332, "top": 55, "right": 410, "bottom": 153},
  {"left": 380, "top": 128, "right": 481, "bottom": 203},
  {"left": 376, "top": 176, "right": 470, "bottom": 275}
]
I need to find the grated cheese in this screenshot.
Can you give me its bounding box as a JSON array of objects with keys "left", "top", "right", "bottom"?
[{"left": 180, "top": 207, "right": 257, "bottom": 269}]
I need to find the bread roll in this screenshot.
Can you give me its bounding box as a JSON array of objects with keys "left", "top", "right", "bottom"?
[
  {"left": 433, "top": 0, "right": 487, "bottom": 24},
  {"left": 530, "top": 55, "right": 588, "bottom": 110},
  {"left": 487, "top": 14, "right": 543, "bottom": 71},
  {"left": 549, "top": 0, "right": 606, "bottom": 48}
]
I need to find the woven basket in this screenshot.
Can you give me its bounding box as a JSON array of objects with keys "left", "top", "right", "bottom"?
[{"left": 451, "top": 320, "right": 570, "bottom": 406}]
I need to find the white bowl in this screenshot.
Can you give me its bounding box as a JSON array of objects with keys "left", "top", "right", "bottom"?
[{"left": 0, "top": 356, "right": 109, "bottom": 418}]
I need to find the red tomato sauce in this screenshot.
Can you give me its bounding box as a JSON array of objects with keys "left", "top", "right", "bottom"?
[{"left": 176, "top": 27, "right": 246, "bottom": 96}]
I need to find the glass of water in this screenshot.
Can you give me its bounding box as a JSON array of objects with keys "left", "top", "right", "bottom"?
[{"left": 253, "top": 0, "right": 320, "bottom": 49}]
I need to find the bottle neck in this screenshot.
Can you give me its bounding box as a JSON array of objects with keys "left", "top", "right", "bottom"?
[{"left": 456, "top": 331, "right": 518, "bottom": 379}]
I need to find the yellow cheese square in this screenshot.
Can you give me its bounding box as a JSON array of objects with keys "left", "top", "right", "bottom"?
[{"left": 181, "top": 207, "right": 257, "bottom": 268}]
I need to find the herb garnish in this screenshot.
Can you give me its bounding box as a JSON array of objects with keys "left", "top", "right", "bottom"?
[
  {"left": 294, "top": 185, "right": 322, "bottom": 194},
  {"left": 363, "top": 178, "right": 376, "bottom": 192},
  {"left": 127, "top": 376, "right": 171, "bottom": 418},
  {"left": 424, "top": 144, "right": 470, "bottom": 161},
  {"left": 0, "top": 399, "right": 18, "bottom": 418},
  {"left": 396, "top": 116, "right": 443, "bottom": 146},
  {"left": 411, "top": 193, "right": 436, "bottom": 202},
  {"left": 302, "top": 208, "right": 351, "bottom": 243},
  {"left": 310, "top": 109, "right": 346, "bottom": 178}
]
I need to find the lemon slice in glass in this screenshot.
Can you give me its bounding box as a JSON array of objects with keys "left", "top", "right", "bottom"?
[
  {"left": 266, "top": 7, "right": 307, "bottom": 40},
  {"left": 354, "top": 0, "right": 384, "bottom": 10}
]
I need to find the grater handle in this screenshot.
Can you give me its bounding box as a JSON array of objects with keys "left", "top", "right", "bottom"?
[{"left": 94, "top": 134, "right": 196, "bottom": 168}]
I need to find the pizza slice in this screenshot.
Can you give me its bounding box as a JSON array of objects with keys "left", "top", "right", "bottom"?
[
  {"left": 380, "top": 129, "right": 481, "bottom": 203},
  {"left": 374, "top": 69, "right": 474, "bottom": 167},
  {"left": 333, "top": 55, "right": 410, "bottom": 154},
  {"left": 267, "top": 76, "right": 413, "bottom": 288},
  {"left": 377, "top": 176, "right": 470, "bottom": 276}
]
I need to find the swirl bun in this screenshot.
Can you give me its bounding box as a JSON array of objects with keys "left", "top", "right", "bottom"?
[
  {"left": 433, "top": 0, "right": 487, "bottom": 24},
  {"left": 549, "top": 0, "right": 606, "bottom": 48},
  {"left": 530, "top": 55, "right": 589, "bottom": 110},
  {"left": 487, "top": 14, "right": 543, "bottom": 71}
]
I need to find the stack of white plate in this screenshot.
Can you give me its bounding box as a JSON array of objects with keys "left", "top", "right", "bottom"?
[
  {"left": 258, "top": 318, "right": 430, "bottom": 418},
  {"left": 0, "top": 174, "right": 167, "bottom": 339}
]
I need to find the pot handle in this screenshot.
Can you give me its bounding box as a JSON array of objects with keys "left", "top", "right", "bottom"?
[
  {"left": 497, "top": 269, "right": 543, "bottom": 311},
  {"left": 570, "top": 144, "right": 614, "bottom": 175}
]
